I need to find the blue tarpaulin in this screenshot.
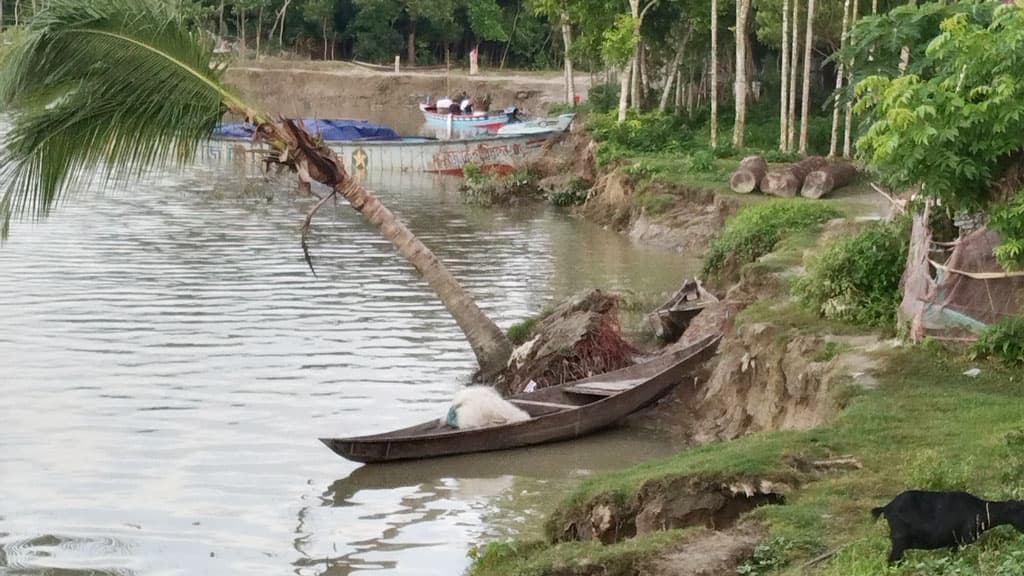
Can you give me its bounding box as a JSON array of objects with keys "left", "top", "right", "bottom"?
[{"left": 212, "top": 118, "right": 400, "bottom": 141}]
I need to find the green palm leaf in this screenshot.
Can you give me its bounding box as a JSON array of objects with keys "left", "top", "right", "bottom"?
[{"left": 0, "top": 0, "right": 258, "bottom": 239}]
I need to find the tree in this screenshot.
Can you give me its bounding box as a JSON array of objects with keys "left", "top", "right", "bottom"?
[
  {"left": 710, "top": 0, "right": 718, "bottom": 147},
  {"left": 0, "top": 0, "right": 514, "bottom": 377},
  {"left": 787, "top": 0, "right": 799, "bottom": 151},
  {"left": 829, "top": 0, "right": 851, "bottom": 157},
  {"left": 797, "top": 0, "right": 814, "bottom": 154},
  {"left": 779, "top": 0, "right": 789, "bottom": 151},
  {"left": 303, "top": 0, "right": 334, "bottom": 60},
  {"left": 733, "top": 0, "right": 751, "bottom": 148}
]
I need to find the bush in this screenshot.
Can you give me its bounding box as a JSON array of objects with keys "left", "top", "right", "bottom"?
[
  {"left": 587, "top": 110, "right": 691, "bottom": 155},
  {"left": 794, "top": 220, "right": 910, "bottom": 329},
  {"left": 507, "top": 318, "right": 539, "bottom": 346},
  {"left": 460, "top": 165, "right": 542, "bottom": 207},
  {"left": 685, "top": 149, "right": 716, "bottom": 173},
  {"left": 702, "top": 200, "right": 841, "bottom": 279},
  {"left": 549, "top": 177, "right": 590, "bottom": 207},
  {"left": 586, "top": 82, "right": 620, "bottom": 112},
  {"left": 970, "top": 316, "right": 1024, "bottom": 367}
]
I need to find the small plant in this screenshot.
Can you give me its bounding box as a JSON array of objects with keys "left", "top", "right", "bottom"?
[
  {"left": 970, "top": 316, "right": 1024, "bottom": 367},
  {"left": 549, "top": 178, "right": 590, "bottom": 207},
  {"left": 702, "top": 200, "right": 841, "bottom": 279},
  {"left": 460, "top": 166, "right": 541, "bottom": 207},
  {"left": 814, "top": 341, "right": 851, "bottom": 362},
  {"left": 737, "top": 537, "right": 792, "bottom": 576},
  {"left": 686, "top": 149, "right": 716, "bottom": 173},
  {"left": 795, "top": 220, "right": 910, "bottom": 329},
  {"left": 907, "top": 449, "right": 975, "bottom": 491},
  {"left": 507, "top": 317, "right": 539, "bottom": 346},
  {"left": 624, "top": 160, "right": 659, "bottom": 180}
]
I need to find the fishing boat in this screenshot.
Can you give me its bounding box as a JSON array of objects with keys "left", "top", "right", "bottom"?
[
  {"left": 208, "top": 117, "right": 568, "bottom": 175},
  {"left": 418, "top": 103, "right": 517, "bottom": 130},
  {"left": 320, "top": 334, "right": 720, "bottom": 463},
  {"left": 648, "top": 279, "right": 719, "bottom": 342},
  {"left": 497, "top": 113, "right": 576, "bottom": 136}
]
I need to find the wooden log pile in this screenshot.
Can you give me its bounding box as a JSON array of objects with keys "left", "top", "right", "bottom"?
[{"left": 728, "top": 155, "right": 768, "bottom": 194}]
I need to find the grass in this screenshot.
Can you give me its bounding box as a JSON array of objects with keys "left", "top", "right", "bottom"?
[{"left": 471, "top": 343, "right": 1024, "bottom": 576}]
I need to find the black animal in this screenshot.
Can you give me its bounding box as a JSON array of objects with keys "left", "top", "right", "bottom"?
[{"left": 872, "top": 490, "right": 1024, "bottom": 564}]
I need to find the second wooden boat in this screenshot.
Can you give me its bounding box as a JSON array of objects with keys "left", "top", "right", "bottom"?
[
  {"left": 648, "top": 279, "right": 719, "bottom": 342},
  {"left": 320, "top": 334, "right": 720, "bottom": 463}
]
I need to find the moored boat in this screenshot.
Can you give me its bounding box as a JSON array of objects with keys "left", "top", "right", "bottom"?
[
  {"left": 648, "top": 279, "right": 719, "bottom": 342},
  {"left": 418, "top": 103, "right": 516, "bottom": 130},
  {"left": 497, "top": 113, "right": 576, "bottom": 136},
  {"left": 207, "top": 117, "right": 569, "bottom": 175},
  {"left": 320, "top": 334, "right": 720, "bottom": 463}
]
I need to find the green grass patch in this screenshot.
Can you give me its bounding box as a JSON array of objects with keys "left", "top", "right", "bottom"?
[
  {"left": 702, "top": 200, "right": 842, "bottom": 279},
  {"left": 507, "top": 318, "right": 539, "bottom": 346}
]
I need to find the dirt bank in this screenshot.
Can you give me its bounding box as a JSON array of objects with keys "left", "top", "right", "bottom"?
[{"left": 225, "top": 62, "right": 584, "bottom": 133}]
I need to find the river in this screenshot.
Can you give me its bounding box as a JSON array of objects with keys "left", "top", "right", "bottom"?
[{"left": 0, "top": 139, "right": 699, "bottom": 575}]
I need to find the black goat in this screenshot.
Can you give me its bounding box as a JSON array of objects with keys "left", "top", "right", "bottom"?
[{"left": 872, "top": 490, "right": 1024, "bottom": 564}]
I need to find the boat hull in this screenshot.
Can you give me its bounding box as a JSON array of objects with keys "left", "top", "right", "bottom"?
[
  {"left": 203, "top": 133, "right": 555, "bottom": 175},
  {"left": 418, "top": 104, "right": 512, "bottom": 129},
  {"left": 320, "top": 335, "right": 720, "bottom": 463}
]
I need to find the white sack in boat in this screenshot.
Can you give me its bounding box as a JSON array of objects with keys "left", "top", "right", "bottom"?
[{"left": 442, "top": 386, "right": 530, "bottom": 429}]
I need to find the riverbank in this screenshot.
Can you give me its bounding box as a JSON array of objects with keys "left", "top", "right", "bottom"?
[{"left": 469, "top": 116, "right": 1024, "bottom": 575}]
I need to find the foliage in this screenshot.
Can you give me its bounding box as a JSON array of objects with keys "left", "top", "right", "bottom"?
[
  {"left": 795, "top": 220, "right": 910, "bottom": 329},
  {"left": 990, "top": 191, "right": 1024, "bottom": 269},
  {"left": 588, "top": 110, "right": 691, "bottom": 155},
  {"left": 970, "top": 316, "right": 1024, "bottom": 368},
  {"left": 851, "top": 3, "right": 1024, "bottom": 263},
  {"left": 460, "top": 164, "right": 542, "bottom": 207},
  {"left": 507, "top": 317, "right": 538, "bottom": 345},
  {"left": 600, "top": 13, "right": 636, "bottom": 66},
  {"left": 737, "top": 537, "right": 793, "bottom": 576},
  {"left": 701, "top": 200, "right": 841, "bottom": 279},
  {"left": 0, "top": 0, "right": 238, "bottom": 240},
  {"left": 548, "top": 177, "right": 589, "bottom": 207}
]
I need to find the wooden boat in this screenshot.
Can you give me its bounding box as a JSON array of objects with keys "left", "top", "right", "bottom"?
[
  {"left": 497, "top": 113, "right": 576, "bottom": 136},
  {"left": 648, "top": 279, "right": 719, "bottom": 342},
  {"left": 418, "top": 103, "right": 516, "bottom": 130},
  {"left": 320, "top": 334, "right": 720, "bottom": 463},
  {"left": 205, "top": 131, "right": 564, "bottom": 175}
]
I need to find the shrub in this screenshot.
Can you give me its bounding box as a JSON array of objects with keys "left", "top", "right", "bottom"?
[
  {"left": 686, "top": 149, "right": 716, "bottom": 173},
  {"left": 970, "top": 316, "right": 1024, "bottom": 367},
  {"left": 549, "top": 177, "right": 590, "bottom": 207},
  {"left": 587, "top": 110, "right": 690, "bottom": 155},
  {"left": 702, "top": 200, "right": 841, "bottom": 278},
  {"left": 460, "top": 166, "right": 542, "bottom": 207},
  {"left": 507, "top": 318, "right": 539, "bottom": 346},
  {"left": 737, "top": 537, "right": 792, "bottom": 576},
  {"left": 794, "top": 220, "right": 910, "bottom": 329}
]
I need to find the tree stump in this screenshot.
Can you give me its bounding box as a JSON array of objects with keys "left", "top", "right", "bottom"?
[
  {"left": 763, "top": 156, "right": 828, "bottom": 197},
  {"left": 728, "top": 155, "right": 768, "bottom": 194},
  {"left": 801, "top": 162, "right": 858, "bottom": 199}
]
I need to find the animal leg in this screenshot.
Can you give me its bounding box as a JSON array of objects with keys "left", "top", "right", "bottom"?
[{"left": 887, "top": 538, "right": 907, "bottom": 565}]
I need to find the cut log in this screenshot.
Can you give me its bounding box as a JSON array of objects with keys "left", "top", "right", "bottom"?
[
  {"left": 801, "top": 162, "right": 858, "bottom": 199},
  {"left": 728, "top": 155, "right": 768, "bottom": 194},
  {"left": 763, "top": 156, "right": 828, "bottom": 197}
]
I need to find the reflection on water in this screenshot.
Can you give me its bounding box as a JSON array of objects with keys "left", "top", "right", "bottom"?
[{"left": 0, "top": 135, "right": 697, "bottom": 575}]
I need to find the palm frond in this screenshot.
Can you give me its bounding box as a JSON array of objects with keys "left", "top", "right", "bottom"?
[{"left": 0, "top": 0, "right": 257, "bottom": 239}]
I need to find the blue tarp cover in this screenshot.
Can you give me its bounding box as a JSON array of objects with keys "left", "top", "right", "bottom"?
[{"left": 212, "top": 118, "right": 400, "bottom": 141}]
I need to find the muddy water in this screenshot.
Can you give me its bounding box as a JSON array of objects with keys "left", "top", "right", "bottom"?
[{"left": 0, "top": 141, "right": 698, "bottom": 575}]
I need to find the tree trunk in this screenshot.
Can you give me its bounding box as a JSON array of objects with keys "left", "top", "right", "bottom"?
[
  {"left": 218, "top": 0, "right": 225, "bottom": 39},
  {"left": 14, "top": 0, "right": 19, "bottom": 27},
  {"left": 640, "top": 43, "right": 650, "bottom": 99},
  {"left": 322, "top": 19, "right": 328, "bottom": 60},
  {"left": 239, "top": 8, "right": 247, "bottom": 58},
  {"left": 256, "top": 4, "right": 264, "bottom": 59},
  {"left": 829, "top": 0, "right": 852, "bottom": 157},
  {"left": 798, "top": 0, "right": 815, "bottom": 154},
  {"left": 801, "top": 162, "right": 857, "bottom": 198},
  {"left": 280, "top": 0, "right": 290, "bottom": 45},
  {"left": 260, "top": 121, "right": 514, "bottom": 378},
  {"left": 899, "top": 0, "right": 915, "bottom": 72},
  {"left": 779, "top": 0, "right": 790, "bottom": 151},
  {"left": 617, "top": 62, "right": 631, "bottom": 122},
  {"left": 1, "top": 1, "right": 4, "bottom": 31},
  {"left": 843, "top": 0, "right": 860, "bottom": 157},
  {"left": 561, "top": 13, "right": 576, "bottom": 104},
  {"left": 787, "top": 0, "right": 800, "bottom": 152},
  {"left": 764, "top": 156, "right": 828, "bottom": 196},
  {"left": 710, "top": 0, "right": 718, "bottom": 148},
  {"left": 733, "top": 0, "right": 751, "bottom": 149},
  {"left": 500, "top": 1, "right": 522, "bottom": 69},
  {"left": 729, "top": 155, "right": 768, "bottom": 193},
  {"left": 408, "top": 22, "right": 417, "bottom": 66},
  {"left": 659, "top": 27, "right": 691, "bottom": 113},
  {"left": 629, "top": 0, "right": 641, "bottom": 110}
]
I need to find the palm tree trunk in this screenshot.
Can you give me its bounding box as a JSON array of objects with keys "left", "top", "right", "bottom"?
[
  {"left": 787, "top": 0, "right": 799, "bottom": 151},
  {"left": 256, "top": 4, "right": 263, "bottom": 59},
  {"left": 798, "top": 0, "right": 814, "bottom": 154},
  {"left": 331, "top": 177, "right": 513, "bottom": 377},
  {"left": 710, "top": 0, "right": 718, "bottom": 148},
  {"left": 779, "top": 0, "right": 790, "bottom": 151},
  {"left": 560, "top": 13, "right": 576, "bottom": 104},
  {"left": 843, "top": 0, "right": 859, "bottom": 157},
  {"left": 639, "top": 43, "right": 649, "bottom": 100},
  {"left": 829, "top": 0, "right": 851, "bottom": 157},
  {"left": 238, "top": 8, "right": 247, "bottom": 58},
  {"left": 659, "top": 27, "right": 690, "bottom": 113},
  {"left": 617, "top": 62, "right": 630, "bottom": 122},
  {"left": 733, "top": 0, "right": 751, "bottom": 149}
]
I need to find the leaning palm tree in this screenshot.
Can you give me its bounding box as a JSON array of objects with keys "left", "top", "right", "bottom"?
[{"left": 0, "top": 0, "right": 513, "bottom": 378}]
